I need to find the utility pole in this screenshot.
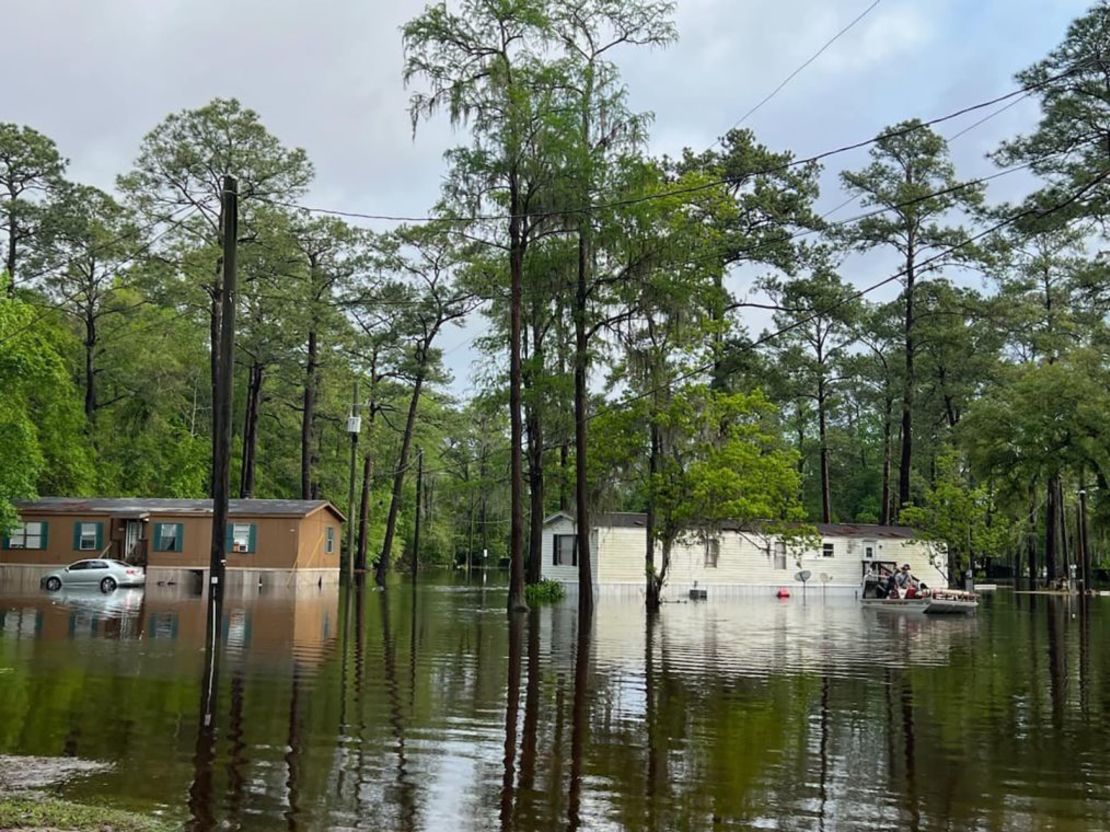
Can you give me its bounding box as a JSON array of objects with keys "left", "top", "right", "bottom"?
[
  {"left": 203, "top": 173, "right": 238, "bottom": 719},
  {"left": 344, "top": 380, "right": 361, "bottom": 581},
  {"left": 412, "top": 447, "right": 424, "bottom": 578}
]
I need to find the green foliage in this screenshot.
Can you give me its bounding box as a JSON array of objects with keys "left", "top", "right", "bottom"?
[
  {"left": 899, "top": 449, "right": 1015, "bottom": 574},
  {"left": 524, "top": 578, "right": 566, "bottom": 603}
]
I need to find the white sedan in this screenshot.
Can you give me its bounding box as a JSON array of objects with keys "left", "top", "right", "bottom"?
[{"left": 41, "top": 559, "right": 146, "bottom": 593}]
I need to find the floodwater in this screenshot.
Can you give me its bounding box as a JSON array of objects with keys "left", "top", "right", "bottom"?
[{"left": 0, "top": 575, "right": 1107, "bottom": 831}]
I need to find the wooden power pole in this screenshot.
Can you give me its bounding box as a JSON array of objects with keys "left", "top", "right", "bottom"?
[
  {"left": 202, "top": 174, "right": 238, "bottom": 722},
  {"left": 344, "top": 380, "right": 360, "bottom": 581}
]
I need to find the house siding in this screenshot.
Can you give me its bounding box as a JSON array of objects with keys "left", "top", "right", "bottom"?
[
  {"left": 0, "top": 501, "right": 345, "bottom": 582},
  {"left": 540, "top": 515, "right": 599, "bottom": 586},
  {"left": 540, "top": 515, "right": 946, "bottom": 599}
]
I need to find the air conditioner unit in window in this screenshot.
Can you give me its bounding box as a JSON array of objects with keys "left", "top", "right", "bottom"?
[{"left": 233, "top": 543, "right": 249, "bottom": 553}]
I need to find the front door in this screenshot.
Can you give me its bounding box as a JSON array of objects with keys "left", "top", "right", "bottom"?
[{"left": 124, "top": 521, "right": 141, "bottom": 561}]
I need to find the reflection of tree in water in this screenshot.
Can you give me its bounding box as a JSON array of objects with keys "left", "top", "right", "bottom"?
[
  {"left": 379, "top": 587, "right": 417, "bottom": 832},
  {"left": 283, "top": 663, "right": 304, "bottom": 831},
  {"left": 567, "top": 602, "right": 592, "bottom": 832},
  {"left": 499, "top": 611, "right": 524, "bottom": 831},
  {"left": 515, "top": 609, "right": 542, "bottom": 822}
]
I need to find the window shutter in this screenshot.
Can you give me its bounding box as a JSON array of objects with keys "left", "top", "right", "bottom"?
[
  {"left": 40, "top": 522, "right": 48, "bottom": 550},
  {"left": 73, "top": 523, "right": 82, "bottom": 551},
  {"left": 1, "top": 535, "right": 8, "bottom": 550},
  {"left": 175, "top": 523, "right": 184, "bottom": 553},
  {"left": 248, "top": 524, "right": 257, "bottom": 554},
  {"left": 94, "top": 523, "right": 104, "bottom": 551},
  {"left": 552, "top": 535, "right": 558, "bottom": 566},
  {"left": 224, "top": 524, "right": 234, "bottom": 554}
]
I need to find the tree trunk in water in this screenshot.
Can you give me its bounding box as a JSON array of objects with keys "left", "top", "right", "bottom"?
[
  {"left": 1028, "top": 493, "right": 1039, "bottom": 591},
  {"left": 300, "top": 329, "right": 318, "bottom": 500},
  {"left": 880, "top": 395, "right": 893, "bottom": 526},
  {"left": 1045, "top": 477, "right": 1059, "bottom": 586},
  {"left": 645, "top": 422, "right": 660, "bottom": 611},
  {"left": 574, "top": 223, "right": 593, "bottom": 616},
  {"left": 84, "top": 312, "right": 97, "bottom": 425},
  {"left": 239, "top": 363, "right": 263, "bottom": 498},
  {"left": 355, "top": 453, "right": 372, "bottom": 573},
  {"left": 377, "top": 371, "right": 425, "bottom": 588},
  {"left": 897, "top": 251, "right": 916, "bottom": 517},
  {"left": 524, "top": 314, "right": 544, "bottom": 585},
  {"left": 526, "top": 418, "right": 544, "bottom": 584},
  {"left": 507, "top": 169, "right": 528, "bottom": 613},
  {"left": 817, "top": 376, "right": 831, "bottom": 524}
]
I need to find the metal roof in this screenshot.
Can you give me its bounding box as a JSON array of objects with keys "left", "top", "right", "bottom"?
[
  {"left": 16, "top": 497, "right": 345, "bottom": 522},
  {"left": 815, "top": 523, "right": 916, "bottom": 539}
]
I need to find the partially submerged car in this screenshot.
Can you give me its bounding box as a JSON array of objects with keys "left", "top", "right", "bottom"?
[{"left": 41, "top": 559, "right": 146, "bottom": 593}]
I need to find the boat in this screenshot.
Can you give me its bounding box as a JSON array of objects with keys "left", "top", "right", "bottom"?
[{"left": 861, "top": 569, "right": 979, "bottom": 615}]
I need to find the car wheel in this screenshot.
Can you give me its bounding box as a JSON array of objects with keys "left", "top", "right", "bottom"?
[
  {"left": 45, "top": 577, "right": 62, "bottom": 592},
  {"left": 100, "top": 577, "right": 117, "bottom": 593}
]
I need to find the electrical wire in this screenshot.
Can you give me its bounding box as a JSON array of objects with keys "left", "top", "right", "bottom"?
[{"left": 252, "top": 55, "right": 1098, "bottom": 227}]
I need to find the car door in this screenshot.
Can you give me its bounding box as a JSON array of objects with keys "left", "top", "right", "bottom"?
[
  {"left": 66, "top": 560, "right": 92, "bottom": 585},
  {"left": 86, "top": 560, "right": 111, "bottom": 585}
]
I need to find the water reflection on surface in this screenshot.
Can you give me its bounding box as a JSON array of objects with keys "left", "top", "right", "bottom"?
[{"left": 1, "top": 578, "right": 1109, "bottom": 830}]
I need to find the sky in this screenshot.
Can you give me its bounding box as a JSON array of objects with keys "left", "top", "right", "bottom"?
[{"left": 4, "top": 0, "right": 1093, "bottom": 396}]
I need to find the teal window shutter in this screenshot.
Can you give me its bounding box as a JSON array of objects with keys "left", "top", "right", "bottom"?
[
  {"left": 225, "top": 524, "right": 234, "bottom": 554},
  {"left": 175, "top": 523, "right": 184, "bottom": 553},
  {"left": 95, "top": 522, "right": 104, "bottom": 551},
  {"left": 248, "top": 524, "right": 257, "bottom": 554},
  {"left": 1, "top": 535, "right": 8, "bottom": 551},
  {"left": 40, "top": 522, "right": 48, "bottom": 550},
  {"left": 73, "top": 522, "right": 82, "bottom": 551}
]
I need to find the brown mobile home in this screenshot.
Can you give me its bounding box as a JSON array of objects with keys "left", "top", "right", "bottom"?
[{"left": 1, "top": 498, "right": 344, "bottom": 588}]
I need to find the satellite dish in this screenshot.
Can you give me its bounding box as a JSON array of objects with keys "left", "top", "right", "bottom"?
[
  {"left": 820, "top": 573, "right": 833, "bottom": 583},
  {"left": 794, "top": 570, "right": 812, "bottom": 583}
]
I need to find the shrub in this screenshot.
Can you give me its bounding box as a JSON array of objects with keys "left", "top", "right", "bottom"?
[{"left": 525, "top": 578, "right": 566, "bottom": 603}]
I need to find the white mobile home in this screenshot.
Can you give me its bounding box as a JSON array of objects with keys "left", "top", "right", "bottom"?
[{"left": 540, "top": 511, "right": 947, "bottom": 599}]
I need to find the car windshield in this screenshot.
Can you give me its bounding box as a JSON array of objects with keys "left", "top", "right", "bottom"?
[{"left": 111, "top": 560, "right": 131, "bottom": 567}]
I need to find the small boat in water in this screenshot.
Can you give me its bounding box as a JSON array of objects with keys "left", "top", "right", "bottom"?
[{"left": 861, "top": 565, "right": 979, "bottom": 615}]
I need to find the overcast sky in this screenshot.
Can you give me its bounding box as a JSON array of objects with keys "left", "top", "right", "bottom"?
[{"left": 5, "top": 0, "right": 1092, "bottom": 396}]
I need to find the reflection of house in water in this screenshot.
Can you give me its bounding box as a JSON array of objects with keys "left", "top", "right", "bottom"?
[{"left": 0, "top": 585, "right": 340, "bottom": 664}]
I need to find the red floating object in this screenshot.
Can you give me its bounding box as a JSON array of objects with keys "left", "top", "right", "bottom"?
[{"left": 776, "top": 588, "right": 791, "bottom": 599}]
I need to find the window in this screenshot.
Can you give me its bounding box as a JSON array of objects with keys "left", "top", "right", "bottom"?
[
  {"left": 89, "top": 560, "right": 109, "bottom": 570},
  {"left": 705, "top": 538, "right": 720, "bottom": 568},
  {"left": 325, "top": 526, "right": 336, "bottom": 554},
  {"left": 774, "top": 541, "right": 787, "bottom": 570},
  {"left": 4, "top": 521, "right": 46, "bottom": 550},
  {"left": 154, "top": 523, "right": 183, "bottom": 553},
  {"left": 230, "top": 523, "right": 255, "bottom": 554},
  {"left": 864, "top": 545, "right": 875, "bottom": 559},
  {"left": 553, "top": 534, "right": 577, "bottom": 567},
  {"left": 77, "top": 522, "right": 101, "bottom": 551},
  {"left": 69, "top": 561, "right": 91, "bottom": 571},
  {"left": 822, "top": 543, "right": 835, "bottom": 558}
]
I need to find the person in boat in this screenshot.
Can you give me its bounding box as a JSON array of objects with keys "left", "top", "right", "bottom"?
[{"left": 895, "top": 564, "right": 920, "bottom": 598}]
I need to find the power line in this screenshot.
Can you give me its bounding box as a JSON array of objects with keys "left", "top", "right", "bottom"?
[
  {"left": 253, "top": 55, "right": 1097, "bottom": 228},
  {"left": 721, "top": 0, "right": 884, "bottom": 137},
  {"left": 400, "top": 168, "right": 1109, "bottom": 482}
]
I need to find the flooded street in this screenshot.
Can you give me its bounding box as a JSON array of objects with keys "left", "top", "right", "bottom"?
[{"left": 1, "top": 576, "right": 1108, "bottom": 830}]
